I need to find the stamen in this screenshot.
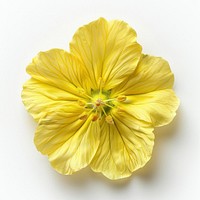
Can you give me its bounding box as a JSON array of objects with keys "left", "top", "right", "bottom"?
[
  {"left": 117, "top": 107, "right": 124, "bottom": 113},
  {"left": 79, "top": 114, "right": 88, "bottom": 121},
  {"left": 99, "top": 110, "right": 102, "bottom": 120},
  {"left": 117, "top": 95, "right": 127, "bottom": 102},
  {"left": 87, "top": 108, "right": 95, "bottom": 115},
  {"left": 101, "top": 106, "right": 107, "bottom": 116},
  {"left": 105, "top": 115, "right": 114, "bottom": 124},
  {"left": 92, "top": 114, "right": 99, "bottom": 121},
  {"left": 77, "top": 99, "right": 85, "bottom": 106},
  {"left": 95, "top": 98, "right": 104, "bottom": 107},
  {"left": 84, "top": 88, "right": 117, "bottom": 122},
  {"left": 104, "top": 98, "right": 115, "bottom": 102},
  {"left": 103, "top": 102, "right": 115, "bottom": 109},
  {"left": 80, "top": 107, "right": 95, "bottom": 121},
  {"left": 84, "top": 102, "right": 96, "bottom": 110}
]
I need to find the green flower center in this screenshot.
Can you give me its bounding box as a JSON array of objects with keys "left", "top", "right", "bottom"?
[
  {"left": 90, "top": 90, "right": 115, "bottom": 119},
  {"left": 78, "top": 89, "right": 126, "bottom": 124}
]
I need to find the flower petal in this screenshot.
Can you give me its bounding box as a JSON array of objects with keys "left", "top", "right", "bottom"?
[
  {"left": 112, "top": 55, "right": 174, "bottom": 96},
  {"left": 26, "top": 48, "right": 91, "bottom": 95},
  {"left": 22, "top": 78, "right": 82, "bottom": 121},
  {"left": 90, "top": 109, "right": 154, "bottom": 180},
  {"left": 70, "top": 18, "right": 142, "bottom": 90},
  {"left": 35, "top": 110, "right": 100, "bottom": 174},
  {"left": 117, "top": 89, "right": 180, "bottom": 127},
  {"left": 34, "top": 105, "right": 85, "bottom": 154}
]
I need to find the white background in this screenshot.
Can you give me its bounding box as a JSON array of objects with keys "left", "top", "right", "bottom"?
[{"left": 0, "top": 0, "right": 200, "bottom": 199}]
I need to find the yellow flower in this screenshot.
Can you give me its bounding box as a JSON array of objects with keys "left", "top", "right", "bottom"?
[{"left": 22, "top": 18, "right": 179, "bottom": 180}]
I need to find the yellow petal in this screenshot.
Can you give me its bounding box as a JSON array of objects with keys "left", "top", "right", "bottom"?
[
  {"left": 117, "top": 89, "right": 180, "bottom": 127},
  {"left": 112, "top": 54, "right": 174, "bottom": 96},
  {"left": 26, "top": 48, "right": 91, "bottom": 95},
  {"left": 34, "top": 105, "right": 85, "bottom": 155},
  {"left": 35, "top": 111, "right": 100, "bottom": 175},
  {"left": 70, "top": 18, "right": 142, "bottom": 90},
  {"left": 90, "top": 109, "right": 154, "bottom": 180},
  {"left": 22, "top": 78, "right": 82, "bottom": 122}
]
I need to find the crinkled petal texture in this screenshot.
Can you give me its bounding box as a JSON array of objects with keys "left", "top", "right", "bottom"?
[
  {"left": 112, "top": 54, "right": 180, "bottom": 127},
  {"left": 22, "top": 49, "right": 90, "bottom": 122},
  {"left": 112, "top": 54, "right": 175, "bottom": 95},
  {"left": 90, "top": 109, "right": 154, "bottom": 180},
  {"left": 70, "top": 17, "right": 142, "bottom": 90},
  {"left": 117, "top": 89, "right": 179, "bottom": 127},
  {"left": 35, "top": 108, "right": 100, "bottom": 174}
]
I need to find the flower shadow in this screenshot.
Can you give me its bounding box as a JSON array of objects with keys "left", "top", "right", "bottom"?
[
  {"left": 51, "top": 164, "right": 132, "bottom": 190},
  {"left": 51, "top": 109, "right": 182, "bottom": 188},
  {"left": 134, "top": 109, "right": 182, "bottom": 181}
]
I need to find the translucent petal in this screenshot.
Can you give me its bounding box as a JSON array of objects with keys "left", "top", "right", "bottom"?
[
  {"left": 112, "top": 55, "right": 174, "bottom": 96},
  {"left": 90, "top": 109, "right": 154, "bottom": 180},
  {"left": 35, "top": 111, "right": 100, "bottom": 174},
  {"left": 70, "top": 18, "right": 142, "bottom": 90},
  {"left": 116, "top": 89, "right": 180, "bottom": 127}
]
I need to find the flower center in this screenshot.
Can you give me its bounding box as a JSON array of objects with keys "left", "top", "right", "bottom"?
[
  {"left": 89, "top": 91, "right": 115, "bottom": 122},
  {"left": 78, "top": 89, "right": 126, "bottom": 124}
]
